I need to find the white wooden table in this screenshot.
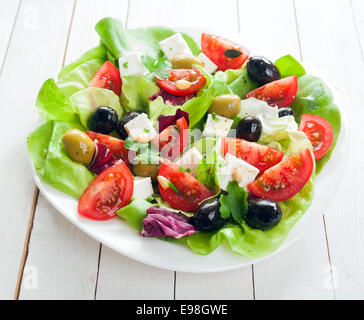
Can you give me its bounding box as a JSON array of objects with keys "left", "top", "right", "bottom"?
[{"left": 0, "top": 0, "right": 363, "bottom": 300}]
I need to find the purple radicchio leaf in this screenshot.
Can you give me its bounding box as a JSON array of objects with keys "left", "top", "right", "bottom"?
[
  {"left": 87, "top": 142, "right": 118, "bottom": 175},
  {"left": 149, "top": 88, "right": 195, "bottom": 107},
  {"left": 157, "top": 108, "right": 190, "bottom": 133},
  {"left": 141, "top": 207, "right": 197, "bottom": 239}
]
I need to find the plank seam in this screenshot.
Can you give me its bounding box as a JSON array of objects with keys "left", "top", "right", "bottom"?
[
  {"left": 236, "top": 0, "right": 240, "bottom": 33},
  {"left": 125, "top": 0, "right": 131, "bottom": 29},
  {"left": 13, "top": 187, "right": 39, "bottom": 300},
  {"left": 349, "top": 0, "right": 364, "bottom": 62},
  {"left": 292, "top": 0, "right": 303, "bottom": 60},
  {"left": 0, "top": 0, "right": 22, "bottom": 76},
  {"left": 323, "top": 215, "right": 337, "bottom": 299},
  {"left": 94, "top": 243, "right": 102, "bottom": 300},
  {"left": 173, "top": 272, "right": 176, "bottom": 300},
  {"left": 14, "top": 0, "right": 78, "bottom": 299},
  {"left": 251, "top": 264, "right": 256, "bottom": 300}
]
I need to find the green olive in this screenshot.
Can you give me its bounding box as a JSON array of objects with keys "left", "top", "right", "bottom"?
[
  {"left": 170, "top": 54, "right": 204, "bottom": 69},
  {"left": 133, "top": 163, "right": 160, "bottom": 181},
  {"left": 208, "top": 94, "right": 241, "bottom": 119},
  {"left": 62, "top": 129, "right": 95, "bottom": 166}
]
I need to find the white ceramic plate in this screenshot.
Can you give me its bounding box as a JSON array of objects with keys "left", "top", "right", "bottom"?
[{"left": 30, "top": 27, "right": 349, "bottom": 273}]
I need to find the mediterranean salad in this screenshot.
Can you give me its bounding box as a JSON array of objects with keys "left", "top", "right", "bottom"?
[{"left": 27, "top": 18, "right": 341, "bottom": 257}]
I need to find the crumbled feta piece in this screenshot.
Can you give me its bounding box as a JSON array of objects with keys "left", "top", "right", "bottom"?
[
  {"left": 175, "top": 147, "right": 203, "bottom": 177},
  {"left": 197, "top": 52, "right": 218, "bottom": 74},
  {"left": 202, "top": 114, "right": 233, "bottom": 138},
  {"left": 159, "top": 33, "right": 192, "bottom": 60},
  {"left": 219, "top": 153, "right": 259, "bottom": 191},
  {"left": 124, "top": 113, "right": 157, "bottom": 142},
  {"left": 118, "top": 52, "right": 147, "bottom": 76},
  {"left": 133, "top": 177, "right": 154, "bottom": 199}
]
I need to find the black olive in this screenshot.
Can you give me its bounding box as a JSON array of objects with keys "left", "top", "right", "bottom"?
[
  {"left": 246, "top": 56, "right": 281, "bottom": 85},
  {"left": 87, "top": 106, "right": 118, "bottom": 134},
  {"left": 244, "top": 199, "right": 282, "bottom": 231},
  {"left": 278, "top": 107, "right": 294, "bottom": 118},
  {"left": 116, "top": 111, "right": 142, "bottom": 139},
  {"left": 192, "top": 197, "right": 227, "bottom": 232},
  {"left": 236, "top": 116, "right": 262, "bottom": 142}
]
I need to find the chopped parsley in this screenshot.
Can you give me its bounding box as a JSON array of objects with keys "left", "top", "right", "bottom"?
[{"left": 123, "top": 61, "right": 129, "bottom": 68}]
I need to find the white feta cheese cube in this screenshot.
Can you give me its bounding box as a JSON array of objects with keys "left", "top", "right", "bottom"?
[
  {"left": 159, "top": 33, "right": 192, "bottom": 60},
  {"left": 124, "top": 113, "right": 157, "bottom": 143},
  {"left": 133, "top": 177, "right": 154, "bottom": 199},
  {"left": 197, "top": 52, "right": 218, "bottom": 74},
  {"left": 118, "top": 52, "right": 147, "bottom": 76},
  {"left": 219, "top": 153, "right": 259, "bottom": 191},
  {"left": 202, "top": 114, "right": 233, "bottom": 138},
  {"left": 175, "top": 147, "right": 203, "bottom": 177}
]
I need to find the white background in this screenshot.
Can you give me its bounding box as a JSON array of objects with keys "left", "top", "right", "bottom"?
[{"left": 0, "top": 0, "right": 362, "bottom": 299}]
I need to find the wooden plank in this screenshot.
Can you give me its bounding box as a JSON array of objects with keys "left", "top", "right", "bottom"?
[
  {"left": 295, "top": 0, "right": 364, "bottom": 299},
  {"left": 96, "top": 246, "right": 174, "bottom": 300},
  {"left": 0, "top": 0, "right": 75, "bottom": 299},
  {"left": 239, "top": 0, "right": 335, "bottom": 299},
  {"left": 19, "top": 0, "right": 130, "bottom": 299},
  {"left": 0, "top": 0, "right": 20, "bottom": 72}
]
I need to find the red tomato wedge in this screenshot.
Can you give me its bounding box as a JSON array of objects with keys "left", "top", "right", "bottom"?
[
  {"left": 158, "top": 159, "right": 214, "bottom": 212},
  {"left": 248, "top": 148, "right": 314, "bottom": 202},
  {"left": 155, "top": 69, "right": 206, "bottom": 96},
  {"left": 86, "top": 131, "right": 134, "bottom": 164},
  {"left": 201, "top": 33, "right": 249, "bottom": 71},
  {"left": 89, "top": 61, "right": 122, "bottom": 96},
  {"left": 246, "top": 76, "right": 298, "bottom": 107},
  {"left": 78, "top": 162, "right": 134, "bottom": 220},
  {"left": 222, "top": 137, "right": 284, "bottom": 174},
  {"left": 152, "top": 116, "right": 189, "bottom": 161},
  {"left": 299, "top": 114, "right": 334, "bottom": 160}
]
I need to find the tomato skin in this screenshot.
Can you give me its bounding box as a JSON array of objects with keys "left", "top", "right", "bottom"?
[
  {"left": 155, "top": 69, "right": 206, "bottom": 96},
  {"left": 246, "top": 76, "right": 298, "bottom": 107},
  {"left": 201, "top": 33, "right": 250, "bottom": 71},
  {"left": 152, "top": 116, "right": 189, "bottom": 161},
  {"left": 78, "top": 162, "right": 134, "bottom": 220},
  {"left": 299, "top": 114, "right": 334, "bottom": 160},
  {"left": 86, "top": 131, "right": 134, "bottom": 164},
  {"left": 248, "top": 148, "right": 314, "bottom": 202},
  {"left": 222, "top": 137, "right": 284, "bottom": 174},
  {"left": 89, "top": 61, "right": 122, "bottom": 96},
  {"left": 158, "top": 159, "right": 214, "bottom": 212}
]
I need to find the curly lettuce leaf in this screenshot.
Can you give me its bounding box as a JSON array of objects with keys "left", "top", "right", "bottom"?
[
  {"left": 116, "top": 198, "right": 153, "bottom": 231},
  {"left": 69, "top": 87, "right": 123, "bottom": 128},
  {"left": 57, "top": 45, "right": 109, "bottom": 97},
  {"left": 291, "top": 75, "right": 341, "bottom": 173},
  {"left": 95, "top": 17, "right": 200, "bottom": 61},
  {"left": 36, "top": 79, "right": 77, "bottom": 122},
  {"left": 120, "top": 75, "right": 159, "bottom": 113},
  {"left": 27, "top": 120, "right": 95, "bottom": 199}
]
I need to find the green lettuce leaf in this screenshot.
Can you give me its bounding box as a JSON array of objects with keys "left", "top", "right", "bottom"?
[
  {"left": 69, "top": 87, "right": 124, "bottom": 128},
  {"left": 291, "top": 75, "right": 341, "bottom": 173},
  {"left": 57, "top": 45, "right": 109, "bottom": 97},
  {"left": 95, "top": 17, "right": 200, "bottom": 61},
  {"left": 120, "top": 75, "right": 159, "bottom": 113},
  {"left": 116, "top": 198, "right": 153, "bottom": 230},
  {"left": 275, "top": 54, "right": 306, "bottom": 78},
  {"left": 36, "top": 79, "right": 77, "bottom": 122},
  {"left": 27, "top": 120, "right": 95, "bottom": 199}
]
